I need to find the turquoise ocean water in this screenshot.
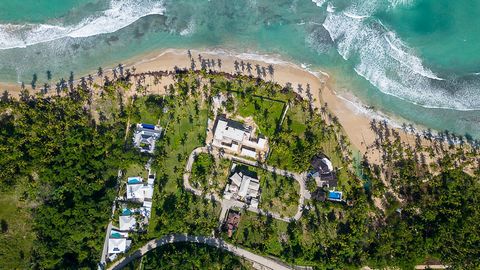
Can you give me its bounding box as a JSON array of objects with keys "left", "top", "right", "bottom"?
[{"left": 0, "top": 0, "right": 479, "bottom": 137}]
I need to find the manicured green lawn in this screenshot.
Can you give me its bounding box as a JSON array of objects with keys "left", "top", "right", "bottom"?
[
  {"left": 124, "top": 162, "right": 147, "bottom": 180},
  {"left": 146, "top": 93, "right": 221, "bottom": 238},
  {"left": 0, "top": 191, "right": 35, "bottom": 269},
  {"left": 237, "top": 95, "right": 285, "bottom": 137},
  {"left": 130, "top": 95, "right": 164, "bottom": 125}
]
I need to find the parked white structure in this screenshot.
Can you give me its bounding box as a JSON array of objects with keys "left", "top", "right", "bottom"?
[
  {"left": 133, "top": 123, "right": 163, "bottom": 154},
  {"left": 224, "top": 171, "right": 261, "bottom": 208},
  {"left": 212, "top": 117, "right": 268, "bottom": 160}
]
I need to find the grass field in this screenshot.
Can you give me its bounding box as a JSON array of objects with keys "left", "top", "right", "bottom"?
[
  {"left": 257, "top": 169, "right": 300, "bottom": 218},
  {"left": 236, "top": 95, "right": 285, "bottom": 137},
  {"left": 130, "top": 95, "right": 164, "bottom": 125},
  {"left": 146, "top": 93, "right": 221, "bottom": 238},
  {"left": 0, "top": 191, "right": 35, "bottom": 269},
  {"left": 232, "top": 164, "right": 300, "bottom": 218},
  {"left": 191, "top": 153, "right": 232, "bottom": 194},
  {"left": 229, "top": 211, "right": 289, "bottom": 258}
]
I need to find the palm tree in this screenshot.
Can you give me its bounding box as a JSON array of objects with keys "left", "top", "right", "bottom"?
[
  {"left": 117, "top": 63, "right": 124, "bottom": 77},
  {"left": 31, "top": 73, "right": 37, "bottom": 89},
  {"left": 234, "top": 60, "right": 239, "bottom": 72},
  {"left": 97, "top": 67, "right": 103, "bottom": 78},
  {"left": 267, "top": 64, "right": 274, "bottom": 79},
  {"left": 1, "top": 90, "right": 9, "bottom": 102},
  {"left": 246, "top": 62, "right": 252, "bottom": 75},
  {"left": 87, "top": 74, "right": 94, "bottom": 86}
]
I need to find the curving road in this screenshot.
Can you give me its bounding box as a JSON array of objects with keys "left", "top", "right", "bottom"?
[
  {"left": 183, "top": 147, "right": 309, "bottom": 222},
  {"left": 107, "top": 234, "right": 301, "bottom": 270}
]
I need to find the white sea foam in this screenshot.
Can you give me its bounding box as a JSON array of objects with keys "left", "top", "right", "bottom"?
[
  {"left": 343, "top": 12, "right": 370, "bottom": 20},
  {"left": 388, "top": 0, "right": 415, "bottom": 8},
  {"left": 311, "top": 0, "right": 327, "bottom": 7},
  {"left": 326, "top": 3, "right": 336, "bottom": 13},
  {"left": 322, "top": 8, "right": 480, "bottom": 111},
  {"left": 180, "top": 19, "right": 196, "bottom": 36},
  {"left": 0, "top": 0, "right": 165, "bottom": 50}
]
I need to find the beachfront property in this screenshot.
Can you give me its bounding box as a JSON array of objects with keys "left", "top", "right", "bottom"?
[
  {"left": 310, "top": 154, "right": 337, "bottom": 189},
  {"left": 212, "top": 116, "right": 268, "bottom": 160},
  {"left": 126, "top": 176, "right": 154, "bottom": 202},
  {"left": 223, "top": 166, "right": 261, "bottom": 208},
  {"left": 132, "top": 123, "right": 163, "bottom": 154},
  {"left": 309, "top": 154, "right": 344, "bottom": 202}
]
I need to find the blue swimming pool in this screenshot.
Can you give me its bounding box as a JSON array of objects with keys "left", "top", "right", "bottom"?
[
  {"left": 127, "top": 177, "right": 142, "bottom": 184},
  {"left": 328, "top": 191, "right": 342, "bottom": 201}
]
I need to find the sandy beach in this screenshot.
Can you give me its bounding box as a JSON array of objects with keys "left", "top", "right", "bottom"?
[{"left": 0, "top": 48, "right": 418, "bottom": 162}]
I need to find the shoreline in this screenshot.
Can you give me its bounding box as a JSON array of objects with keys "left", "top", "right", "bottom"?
[{"left": 0, "top": 48, "right": 436, "bottom": 158}]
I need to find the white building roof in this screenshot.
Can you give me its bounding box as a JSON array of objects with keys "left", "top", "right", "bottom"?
[
  {"left": 126, "top": 183, "right": 154, "bottom": 201},
  {"left": 322, "top": 158, "right": 333, "bottom": 172},
  {"left": 241, "top": 147, "right": 257, "bottom": 158},
  {"left": 230, "top": 173, "right": 243, "bottom": 187},
  {"left": 143, "top": 201, "right": 152, "bottom": 208},
  {"left": 250, "top": 198, "right": 259, "bottom": 208},
  {"left": 126, "top": 183, "right": 143, "bottom": 200},
  {"left": 214, "top": 119, "right": 248, "bottom": 142},
  {"left": 248, "top": 180, "right": 260, "bottom": 191},
  {"left": 257, "top": 137, "right": 267, "bottom": 148},
  {"left": 143, "top": 185, "right": 154, "bottom": 200},
  {"left": 119, "top": 215, "right": 137, "bottom": 231},
  {"left": 238, "top": 175, "right": 251, "bottom": 198},
  {"left": 247, "top": 189, "right": 259, "bottom": 198},
  {"left": 147, "top": 174, "right": 155, "bottom": 185},
  {"left": 108, "top": 238, "right": 127, "bottom": 254}
]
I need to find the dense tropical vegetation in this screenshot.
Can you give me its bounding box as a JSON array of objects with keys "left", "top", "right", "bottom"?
[
  {"left": 0, "top": 54, "right": 478, "bottom": 269},
  {"left": 132, "top": 242, "right": 252, "bottom": 269}
]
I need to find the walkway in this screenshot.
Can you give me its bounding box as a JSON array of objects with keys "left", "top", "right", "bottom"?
[
  {"left": 99, "top": 169, "right": 123, "bottom": 268},
  {"left": 183, "top": 147, "right": 309, "bottom": 223},
  {"left": 107, "top": 234, "right": 303, "bottom": 270}
]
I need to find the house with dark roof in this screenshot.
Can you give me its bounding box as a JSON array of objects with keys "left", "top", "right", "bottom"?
[{"left": 310, "top": 154, "right": 338, "bottom": 189}]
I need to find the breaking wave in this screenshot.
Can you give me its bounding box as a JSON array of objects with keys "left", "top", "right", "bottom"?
[
  {"left": 0, "top": 0, "right": 165, "bottom": 50},
  {"left": 320, "top": 4, "right": 480, "bottom": 111}
]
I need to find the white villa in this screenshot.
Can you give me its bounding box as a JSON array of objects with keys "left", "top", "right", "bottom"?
[
  {"left": 224, "top": 171, "right": 260, "bottom": 208},
  {"left": 126, "top": 177, "right": 154, "bottom": 202},
  {"left": 108, "top": 230, "right": 131, "bottom": 256},
  {"left": 119, "top": 214, "right": 137, "bottom": 231},
  {"left": 133, "top": 123, "right": 163, "bottom": 154},
  {"left": 212, "top": 116, "right": 268, "bottom": 160}
]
